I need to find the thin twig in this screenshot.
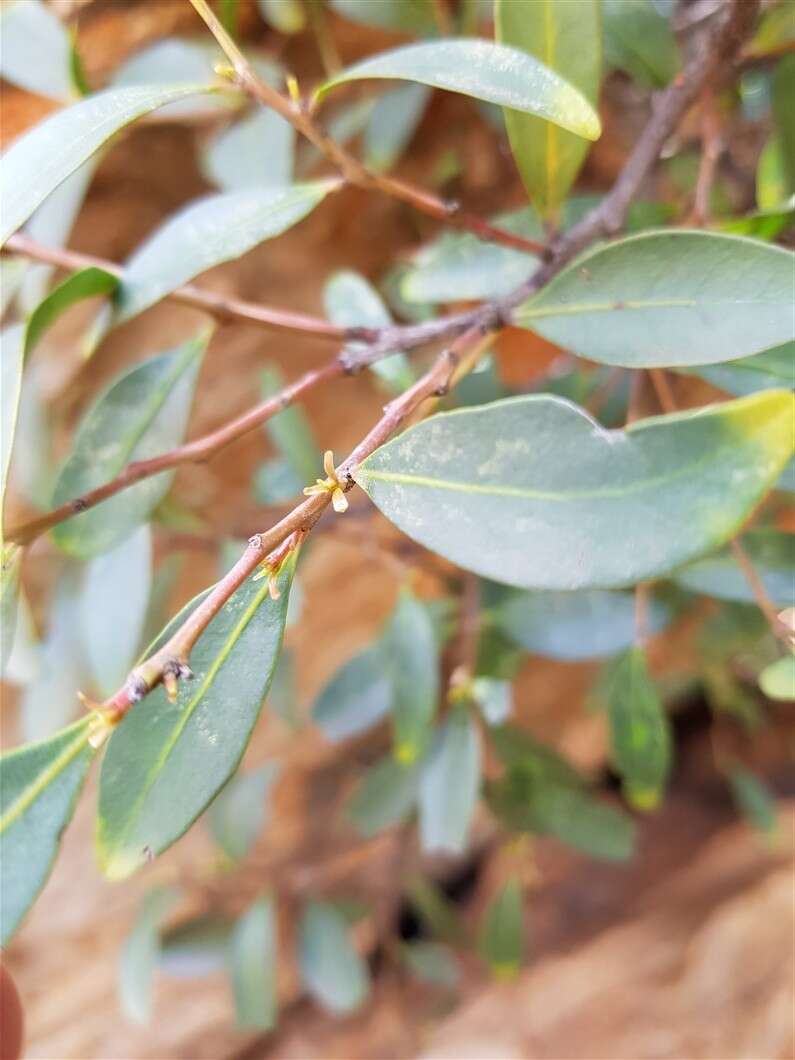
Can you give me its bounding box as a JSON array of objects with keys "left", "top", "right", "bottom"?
[
  {"left": 730, "top": 539, "right": 788, "bottom": 643},
  {"left": 689, "top": 85, "right": 723, "bottom": 226}
]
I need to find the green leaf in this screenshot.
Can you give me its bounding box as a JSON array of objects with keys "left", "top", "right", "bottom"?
[
  {"left": 605, "top": 647, "right": 671, "bottom": 810},
  {"left": 479, "top": 877, "right": 524, "bottom": 979},
  {"left": 685, "top": 342, "right": 795, "bottom": 399},
  {"left": 515, "top": 231, "right": 795, "bottom": 368},
  {"left": 354, "top": 391, "right": 795, "bottom": 590},
  {"left": 364, "top": 84, "right": 430, "bottom": 173},
  {"left": 1, "top": 324, "right": 25, "bottom": 520},
  {"left": 0, "top": 717, "right": 96, "bottom": 944},
  {"left": 80, "top": 525, "right": 152, "bottom": 696},
  {"left": 772, "top": 55, "right": 795, "bottom": 193},
  {"left": 207, "top": 762, "right": 280, "bottom": 862},
  {"left": 111, "top": 40, "right": 234, "bottom": 119},
  {"left": 726, "top": 766, "right": 778, "bottom": 835},
  {"left": 347, "top": 755, "right": 419, "bottom": 837},
  {"left": 406, "top": 876, "right": 468, "bottom": 946},
  {"left": 673, "top": 530, "right": 794, "bottom": 608},
  {"left": 758, "top": 654, "right": 795, "bottom": 701},
  {"left": 383, "top": 589, "right": 439, "bottom": 763},
  {"left": 298, "top": 902, "right": 369, "bottom": 1014},
  {"left": 50, "top": 331, "right": 209, "bottom": 558},
  {"left": 328, "top": 0, "right": 437, "bottom": 35},
  {"left": 324, "top": 270, "right": 414, "bottom": 394},
  {"left": 418, "top": 708, "right": 480, "bottom": 854},
  {"left": 258, "top": 0, "right": 307, "bottom": 33},
  {"left": 260, "top": 365, "right": 320, "bottom": 484},
  {"left": 119, "top": 886, "right": 180, "bottom": 1024},
  {"left": 107, "top": 182, "right": 336, "bottom": 329},
  {"left": 159, "top": 915, "right": 231, "bottom": 977},
  {"left": 399, "top": 941, "right": 460, "bottom": 989},
  {"left": 312, "top": 643, "right": 392, "bottom": 742},
  {"left": 202, "top": 107, "right": 295, "bottom": 191},
  {"left": 602, "top": 0, "right": 680, "bottom": 88},
  {"left": 0, "top": 83, "right": 219, "bottom": 246},
  {"left": 1, "top": 544, "right": 22, "bottom": 675},
  {"left": 254, "top": 458, "right": 304, "bottom": 504},
  {"left": 316, "top": 40, "right": 602, "bottom": 141},
  {"left": 24, "top": 267, "right": 118, "bottom": 359},
  {"left": 96, "top": 552, "right": 296, "bottom": 880},
  {"left": 496, "top": 0, "right": 601, "bottom": 218},
  {"left": 496, "top": 589, "right": 671, "bottom": 661},
  {"left": 0, "top": 0, "right": 72, "bottom": 100},
  {"left": 471, "top": 676, "right": 512, "bottom": 725},
  {"left": 757, "top": 136, "right": 788, "bottom": 211},
  {"left": 228, "top": 896, "right": 278, "bottom": 1030}
]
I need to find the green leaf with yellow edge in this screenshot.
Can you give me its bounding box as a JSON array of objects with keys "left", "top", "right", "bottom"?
[
  {"left": 515, "top": 231, "right": 795, "bottom": 368},
  {"left": 383, "top": 589, "right": 439, "bottom": 763},
  {"left": 316, "top": 40, "right": 601, "bottom": 141},
  {"left": 1, "top": 717, "right": 96, "bottom": 943},
  {"left": 1, "top": 83, "right": 220, "bottom": 246},
  {"left": 496, "top": 0, "right": 601, "bottom": 218},
  {"left": 96, "top": 552, "right": 296, "bottom": 880},
  {"left": 479, "top": 877, "right": 524, "bottom": 980},
  {"left": 354, "top": 391, "right": 795, "bottom": 591}
]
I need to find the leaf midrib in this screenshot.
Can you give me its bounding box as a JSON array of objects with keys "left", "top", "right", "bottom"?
[{"left": 520, "top": 296, "right": 786, "bottom": 322}]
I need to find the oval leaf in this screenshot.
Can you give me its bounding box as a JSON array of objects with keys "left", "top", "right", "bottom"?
[
  {"left": 353, "top": 391, "right": 795, "bottom": 590},
  {"left": 316, "top": 40, "right": 602, "bottom": 141},
  {"left": 1, "top": 83, "right": 218, "bottom": 245},
  {"left": 1, "top": 717, "right": 95, "bottom": 943},
  {"left": 202, "top": 106, "right": 295, "bottom": 191},
  {"left": 312, "top": 643, "right": 393, "bottom": 742},
  {"left": 0, "top": 0, "right": 71, "bottom": 100},
  {"left": 298, "top": 902, "right": 369, "bottom": 1015},
  {"left": 96, "top": 553, "right": 296, "bottom": 880},
  {"left": 383, "top": 589, "right": 439, "bottom": 763},
  {"left": 347, "top": 755, "right": 419, "bottom": 837},
  {"left": 207, "top": 762, "right": 280, "bottom": 862},
  {"left": 119, "top": 886, "right": 180, "bottom": 1024},
  {"left": 418, "top": 708, "right": 480, "bottom": 854},
  {"left": 228, "top": 896, "right": 278, "bottom": 1030},
  {"left": 51, "top": 331, "right": 209, "bottom": 557},
  {"left": 516, "top": 231, "right": 795, "bottom": 367},
  {"left": 479, "top": 877, "right": 524, "bottom": 979}
]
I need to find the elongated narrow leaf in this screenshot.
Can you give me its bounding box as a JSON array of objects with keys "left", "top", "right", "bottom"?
[
  {"left": 119, "top": 886, "right": 180, "bottom": 1024},
  {"left": 496, "top": 589, "right": 671, "bottom": 661},
  {"left": 1, "top": 324, "right": 25, "bottom": 516},
  {"left": 383, "top": 589, "right": 439, "bottom": 763},
  {"left": 364, "top": 84, "right": 430, "bottom": 173},
  {"left": 354, "top": 391, "right": 795, "bottom": 590},
  {"left": 347, "top": 755, "right": 420, "bottom": 837},
  {"left": 496, "top": 0, "right": 601, "bottom": 217},
  {"left": 605, "top": 648, "right": 671, "bottom": 810},
  {"left": 0, "top": 717, "right": 95, "bottom": 943},
  {"left": 479, "top": 878, "right": 524, "bottom": 979},
  {"left": 312, "top": 643, "right": 392, "bottom": 742},
  {"left": 329, "top": 0, "right": 436, "bottom": 33},
  {"left": 317, "top": 40, "right": 601, "bottom": 141},
  {"left": 516, "top": 231, "right": 795, "bottom": 367},
  {"left": 207, "top": 762, "right": 280, "bottom": 862},
  {"left": 1, "top": 83, "right": 218, "bottom": 245},
  {"left": 96, "top": 553, "right": 296, "bottom": 880},
  {"left": 674, "top": 530, "right": 794, "bottom": 608},
  {"left": 356, "top": 392, "right": 795, "bottom": 593},
  {"left": 419, "top": 708, "right": 480, "bottom": 854},
  {"left": 202, "top": 107, "right": 295, "bottom": 191},
  {"left": 298, "top": 902, "right": 369, "bottom": 1014},
  {"left": 228, "top": 896, "right": 278, "bottom": 1030},
  {"left": 51, "top": 331, "right": 209, "bottom": 557},
  {"left": 112, "top": 40, "right": 231, "bottom": 119},
  {"left": 25, "top": 267, "right": 118, "bottom": 358},
  {"left": 0, "top": 0, "right": 71, "bottom": 100},
  {"left": 772, "top": 55, "right": 795, "bottom": 192},
  {"left": 602, "top": 0, "right": 680, "bottom": 88}
]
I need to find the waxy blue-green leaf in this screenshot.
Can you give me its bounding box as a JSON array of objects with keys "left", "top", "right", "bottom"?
[
  {"left": 298, "top": 902, "right": 369, "bottom": 1015},
  {"left": 1, "top": 324, "right": 25, "bottom": 518},
  {"left": 159, "top": 915, "right": 231, "bottom": 978},
  {"left": 496, "top": 589, "right": 671, "bottom": 661},
  {"left": 108, "top": 182, "right": 336, "bottom": 328},
  {"left": 364, "top": 84, "right": 430, "bottom": 173},
  {"left": 119, "top": 886, "right": 180, "bottom": 1024},
  {"left": 0, "top": 717, "right": 95, "bottom": 944},
  {"left": 758, "top": 654, "right": 795, "bottom": 701},
  {"left": 207, "top": 762, "right": 280, "bottom": 862},
  {"left": 496, "top": 0, "right": 601, "bottom": 217},
  {"left": 96, "top": 552, "right": 296, "bottom": 880},
  {"left": 354, "top": 391, "right": 795, "bottom": 591},
  {"left": 228, "top": 896, "right": 278, "bottom": 1030},
  {"left": 516, "top": 231, "right": 795, "bottom": 368},
  {"left": 317, "top": 40, "right": 602, "bottom": 141},
  {"left": 0, "top": 83, "right": 218, "bottom": 245},
  {"left": 727, "top": 766, "right": 779, "bottom": 835},
  {"left": 328, "top": 0, "right": 436, "bottom": 35},
  {"left": 112, "top": 40, "right": 235, "bottom": 119},
  {"left": 478, "top": 877, "right": 524, "bottom": 979},
  {"left": 383, "top": 589, "right": 439, "bottom": 763},
  {"left": 605, "top": 648, "right": 671, "bottom": 811},
  {"left": 202, "top": 107, "right": 295, "bottom": 191},
  {"left": 312, "top": 642, "right": 392, "bottom": 742},
  {"left": 0, "top": 0, "right": 72, "bottom": 100},
  {"left": 347, "top": 755, "right": 420, "bottom": 837},
  {"left": 685, "top": 342, "right": 795, "bottom": 399},
  {"left": 673, "top": 530, "right": 794, "bottom": 608},
  {"left": 0, "top": 544, "right": 22, "bottom": 675},
  {"left": 24, "top": 267, "right": 118, "bottom": 359},
  {"left": 51, "top": 332, "right": 209, "bottom": 557},
  {"left": 418, "top": 708, "right": 480, "bottom": 854},
  {"left": 602, "top": 0, "right": 680, "bottom": 88}
]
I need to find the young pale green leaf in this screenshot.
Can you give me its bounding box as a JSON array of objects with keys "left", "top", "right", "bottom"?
[
  {"left": 516, "top": 231, "right": 795, "bottom": 367},
  {"left": 479, "top": 877, "right": 524, "bottom": 979},
  {"left": 207, "top": 762, "right": 280, "bottom": 862},
  {"left": 317, "top": 40, "right": 602, "bottom": 141},
  {"left": 418, "top": 708, "right": 480, "bottom": 854},
  {"left": 50, "top": 331, "right": 208, "bottom": 557},
  {"left": 328, "top": 0, "right": 437, "bottom": 34},
  {"left": 354, "top": 391, "right": 795, "bottom": 591},
  {"left": 727, "top": 766, "right": 778, "bottom": 836},
  {"left": 1, "top": 324, "right": 25, "bottom": 517},
  {"left": 772, "top": 55, "right": 795, "bottom": 193},
  {"left": 605, "top": 648, "right": 671, "bottom": 810},
  {"left": 119, "top": 886, "right": 180, "bottom": 1024},
  {"left": 202, "top": 107, "right": 295, "bottom": 191},
  {"left": 258, "top": 0, "right": 307, "bottom": 32},
  {"left": 383, "top": 589, "right": 439, "bottom": 763},
  {"left": 496, "top": 0, "right": 601, "bottom": 218},
  {"left": 1, "top": 544, "right": 22, "bottom": 675},
  {"left": 399, "top": 941, "right": 460, "bottom": 989},
  {"left": 758, "top": 655, "right": 795, "bottom": 701},
  {"left": 228, "top": 896, "right": 278, "bottom": 1030},
  {"left": 364, "top": 84, "right": 430, "bottom": 173},
  {"left": 0, "top": 717, "right": 96, "bottom": 944},
  {"left": 0, "top": 84, "right": 218, "bottom": 246},
  {"left": 324, "top": 270, "right": 413, "bottom": 394},
  {"left": 109, "top": 182, "right": 336, "bottom": 328},
  {"left": 160, "top": 915, "right": 231, "bottom": 978},
  {"left": 261, "top": 365, "right": 320, "bottom": 484},
  {"left": 685, "top": 342, "right": 795, "bottom": 399},
  {"left": 673, "top": 530, "right": 794, "bottom": 608},
  {"left": 312, "top": 643, "right": 392, "bottom": 742},
  {"left": 24, "top": 267, "right": 118, "bottom": 359},
  {"left": 80, "top": 524, "right": 152, "bottom": 696},
  {"left": 471, "top": 677, "right": 512, "bottom": 725},
  {"left": 298, "top": 902, "right": 369, "bottom": 1015},
  {"left": 96, "top": 553, "right": 296, "bottom": 880},
  {"left": 496, "top": 589, "right": 671, "bottom": 661},
  {"left": 347, "top": 755, "right": 419, "bottom": 837},
  {"left": 0, "top": 0, "right": 72, "bottom": 100},
  {"left": 602, "top": 0, "right": 680, "bottom": 88}
]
